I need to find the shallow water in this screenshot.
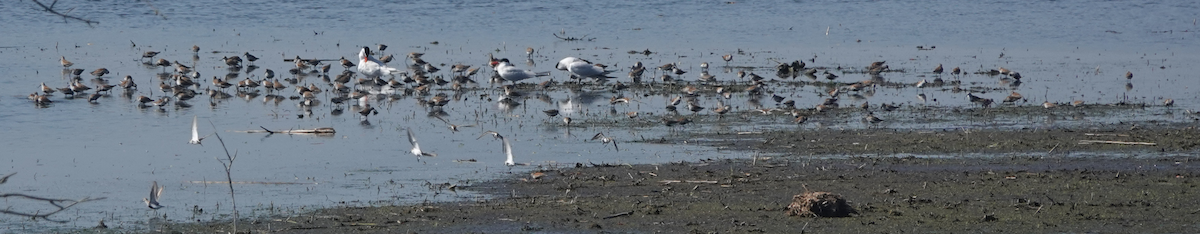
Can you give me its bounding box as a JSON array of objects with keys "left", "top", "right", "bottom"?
[{"left": 1, "top": 0, "right": 1198, "bottom": 232}]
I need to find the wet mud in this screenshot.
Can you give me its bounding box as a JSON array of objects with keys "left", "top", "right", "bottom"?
[{"left": 148, "top": 125, "right": 1200, "bottom": 233}]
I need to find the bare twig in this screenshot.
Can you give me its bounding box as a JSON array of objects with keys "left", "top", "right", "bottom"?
[
  {"left": 0, "top": 173, "right": 107, "bottom": 223},
  {"left": 29, "top": 0, "right": 98, "bottom": 26},
  {"left": 209, "top": 122, "right": 239, "bottom": 233}
]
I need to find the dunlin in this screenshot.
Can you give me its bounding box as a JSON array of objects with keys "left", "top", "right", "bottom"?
[
  {"left": 1071, "top": 100, "right": 1084, "bottom": 107},
  {"left": 626, "top": 111, "right": 639, "bottom": 118},
  {"left": 951, "top": 67, "right": 961, "bottom": 75},
  {"left": 591, "top": 133, "right": 619, "bottom": 151},
  {"left": 933, "top": 64, "right": 943, "bottom": 74},
  {"left": 1042, "top": 101, "right": 1057, "bottom": 109},
  {"left": 243, "top": 52, "right": 259, "bottom": 64},
  {"left": 722, "top": 54, "right": 733, "bottom": 63},
  {"left": 864, "top": 112, "right": 884, "bottom": 123},
  {"left": 191, "top": 45, "right": 200, "bottom": 54},
  {"left": 152, "top": 96, "right": 171, "bottom": 108},
  {"left": 40, "top": 82, "right": 55, "bottom": 94},
  {"left": 33, "top": 94, "right": 52, "bottom": 105},
  {"left": 143, "top": 181, "right": 164, "bottom": 209},
  {"left": 142, "top": 51, "right": 160, "bottom": 60},
  {"left": 997, "top": 67, "right": 1012, "bottom": 75},
  {"left": 60, "top": 56, "right": 73, "bottom": 68},
  {"left": 1125, "top": 71, "right": 1133, "bottom": 80},
  {"left": 1164, "top": 98, "right": 1174, "bottom": 106},
  {"left": 823, "top": 71, "right": 838, "bottom": 80},
  {"left": 91, "top": 68, "right": 110, "bottom": 77},
  {"left": 698, "top": 71, "right": 716, "bottom": 83},
  {"left": 137, "top": 95, "right": 153, "bottom": 105},
  {"left": 1002, "top": 92, "right": 1023, "bottom": 103},
  {"left": 406, "top": 128, "right": 438, "bottom": 157},
  {"left": 526, "top": 47, "right": 535, "bottom": 57}
]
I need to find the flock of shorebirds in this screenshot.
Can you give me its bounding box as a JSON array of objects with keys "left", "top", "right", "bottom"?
[{"left": 33, "top": 44, "right": 1177, "bottom": 211}]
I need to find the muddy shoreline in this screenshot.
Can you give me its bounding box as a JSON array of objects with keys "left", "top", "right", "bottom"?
[{"left": 142, "top": 126, "right": 1200, "bottom": 233}]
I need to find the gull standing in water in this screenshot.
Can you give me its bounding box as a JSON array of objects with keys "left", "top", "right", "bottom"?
[
  {"left": 144, "top": 181, "right": 164, "bottom": 209},
  {"left": 189, "top": 116, "right": 211, "bottom": 145},
  {"left": 407, "top": 128, "right": 437, "bottom": 157}
]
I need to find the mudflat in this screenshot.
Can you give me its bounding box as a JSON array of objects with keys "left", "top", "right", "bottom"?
[{"left": 157, "top": 125, "right": 1199, "bottom": 233}]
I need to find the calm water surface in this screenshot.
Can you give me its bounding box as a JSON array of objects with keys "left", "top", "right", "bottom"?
[{"left": 1, "top": 0, "right": 1198, "bottom": 232}]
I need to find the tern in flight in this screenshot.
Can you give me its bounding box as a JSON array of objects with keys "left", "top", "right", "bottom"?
[{"left": 407, "top": 128, "right": 437, "bottom": 157}]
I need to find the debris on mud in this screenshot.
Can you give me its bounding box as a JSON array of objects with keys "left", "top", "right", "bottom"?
[{"left": 786, "top": 191, "right": 855, "bottom": 217}]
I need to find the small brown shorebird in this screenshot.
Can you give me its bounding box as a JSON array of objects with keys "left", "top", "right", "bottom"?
[
  {"left": 91, "top": 68, "right": 110, "bottom": 77},
  {"left": 142, "top": 51, "right": 160, "bottom": 60},
  {"left": 951, "top": 67, "right": 961, "bottom": 75},
  {"left": 143, "top": 181, "right": 164, "bottom": 209},
  {"left": 591, "top": 133, "right": 618, "bottom": 151},
  {"left": 340, "top": 57, "right": 356, "bottom": 69},
  {"left": 1125, "top": 71, "right": 1133, "bottom": 80},
  {"left": 1003, "top": 92, "right": 1023, "bottom": 103},
  {"left": 60, "top": 56, "right": 73, "bottom": 68},
  {"left": 933, "top": 64, "right": 943, "bottom": 74},
  {"left": 243, "top": 52, "right": 259, "bottom": 64},
  {"left": 864, "top": 112, "right": 884, "bottom": 123}
]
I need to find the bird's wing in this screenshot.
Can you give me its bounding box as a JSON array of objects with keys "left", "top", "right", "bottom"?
[
  {"left": 191, "top": 116, "right": 200, "bottom": 141},
  {"left": 591, "top": 132, "right": 605, "bottom": 141},
  {"left": 502, "top": 137, "right": 513, "bottom": 159},
  {"left": 406, "top": 128, "right": 418, "bottom": 147},
  {"left": 149, "top": 181, "right": 159, "bottom": 202}
]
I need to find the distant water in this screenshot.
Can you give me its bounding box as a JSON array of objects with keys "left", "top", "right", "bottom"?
[{"left": 1, "top": 0, "right": 1198, "bottom": 232}]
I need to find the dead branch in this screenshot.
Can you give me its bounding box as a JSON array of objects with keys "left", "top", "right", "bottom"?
[
  {"left": 0, "top": 173, "right": 107, "bottom": 223},
  {"left": 210, "top": 122, "right": 239, "bottom": 233},
  {"left": 29, "top": 0, "right": 99, "bottom": 26},
  {"left": 233, "top": 127, "right": 335, "bottom": 135},
  {"left": 553, "top": 32, "right": 594, "bottom": 41}
]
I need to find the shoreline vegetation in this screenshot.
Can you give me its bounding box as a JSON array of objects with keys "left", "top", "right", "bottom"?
[{"left": 148, "top": 125, "right": 1199, "bottom": 233}]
